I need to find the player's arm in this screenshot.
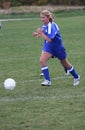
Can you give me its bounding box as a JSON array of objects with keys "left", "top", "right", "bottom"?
[
  {"left": 41, "top": 32, "right": 52, "bottom": 42},
  {"left": 37, "top": 28, "right": 52, "bottom": 42}
]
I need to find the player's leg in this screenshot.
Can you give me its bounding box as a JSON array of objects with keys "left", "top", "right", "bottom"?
[
  {"left": 60, "top": 58, "right": 80, "bottom": 86},
  {"left": 40, "top": 51, "right": 52, "bottom": 86},
  {"left": 60, "top": 61, "right": 69, "bottom": 75}
]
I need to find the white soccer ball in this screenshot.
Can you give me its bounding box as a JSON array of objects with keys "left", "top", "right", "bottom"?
[{"left": 4, "top": 78, "right": 16, "bottom": 90}]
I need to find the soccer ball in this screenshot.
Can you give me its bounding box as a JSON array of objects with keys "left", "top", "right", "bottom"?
[{"left": 4, "top": 78, "right": 16, "bottom": 90}]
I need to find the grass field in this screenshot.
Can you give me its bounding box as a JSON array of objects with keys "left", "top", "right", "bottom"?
[{"left": 0, "top": 10, "right": 85, "bottom": 130}]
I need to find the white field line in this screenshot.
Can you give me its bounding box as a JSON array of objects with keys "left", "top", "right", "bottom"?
[
  {"left": 0, "top": 18, "right": 39, "bottom": 22},
  {"left": 16, "top": 76, "right": 72, "bottom": 84},
  {"left": 0, "top": 93, "right": 85, "bottom": 103},
  {"left": 0, "top": 75, "right": 72, "bottom": 86}
]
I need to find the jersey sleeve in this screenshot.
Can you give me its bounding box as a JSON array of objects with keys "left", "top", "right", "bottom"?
[{"left": 47, "top": 22, "right": 59, "bottom": 39}]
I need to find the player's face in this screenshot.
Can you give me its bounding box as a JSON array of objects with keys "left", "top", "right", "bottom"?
[{"left": 40, "top": 14, "right": 49, "bottom": 25}]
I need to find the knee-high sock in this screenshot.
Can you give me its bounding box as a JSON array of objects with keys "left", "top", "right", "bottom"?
[
  {"left": 69, "top": 66, "right": 79, "bottom": 78},
  {"left": 41, "top": 66, "right": 50, "bottom": 81}
]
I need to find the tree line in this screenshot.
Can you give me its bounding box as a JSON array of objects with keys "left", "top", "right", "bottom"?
[{"left": 0, "top": 0, "right": 85, "bottom": 8}]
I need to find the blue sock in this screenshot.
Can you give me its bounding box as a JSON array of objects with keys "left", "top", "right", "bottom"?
[
  {"left": 69, "top": 66, "right": 78, "bottom": 78},
  {"left": 41, "top": 66, "right": 50, "bottom": 81}
]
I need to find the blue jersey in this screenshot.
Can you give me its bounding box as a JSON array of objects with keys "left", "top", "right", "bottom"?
[{"left": 42, "top": 22, "right": 67, "bottom": 60}]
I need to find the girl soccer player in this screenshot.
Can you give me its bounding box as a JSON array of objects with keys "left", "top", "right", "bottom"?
[{"left": 32, "top": 10, "right": 80, "bottom": 86}]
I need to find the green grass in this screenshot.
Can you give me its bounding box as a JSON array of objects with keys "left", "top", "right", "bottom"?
[{"left": 0, "top": 12, "right": 85, "bottom": 130}]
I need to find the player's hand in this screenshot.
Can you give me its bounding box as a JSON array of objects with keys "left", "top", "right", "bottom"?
[
  {"left": 32, "top": 32, "right": 38, "bottom": 36},
  {"left": 37, "top": 28, "right": 43, "bottom": 35},
  {"left": 32, "top": 31, "right": 41, "bottom": 38}
]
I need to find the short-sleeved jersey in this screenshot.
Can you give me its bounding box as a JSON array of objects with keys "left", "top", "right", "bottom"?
[{"left": 42, "top": 22, "right": 67, "bottom": 60}]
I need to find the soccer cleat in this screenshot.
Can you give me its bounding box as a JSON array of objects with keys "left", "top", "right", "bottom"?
[
  {"left": 66, "top": 70, "right": 69, "bottom": 75},
  {"left": 64, "top": 68, "right": 69, "bottom": 75},
  {"left": 73, "top": 75, "right": 80, "bottom": 86},
  {"left": 40, "top": 73, "right": 44, "bottom": 76},
  {"left": 41, "top": 80, "right": 51, "bottom": 86}
]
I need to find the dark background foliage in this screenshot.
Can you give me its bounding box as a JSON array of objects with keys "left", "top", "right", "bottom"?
[{"left": 0, "top": 0, "right": 85, "bottom": 8}]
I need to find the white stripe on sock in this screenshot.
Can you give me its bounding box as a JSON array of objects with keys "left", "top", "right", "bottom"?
[
  {"left": 69, "top": 66, "right": 74, "bottom": 72},
  {"left": 41, "top": 66, "right": 48, "bottom": 70}
]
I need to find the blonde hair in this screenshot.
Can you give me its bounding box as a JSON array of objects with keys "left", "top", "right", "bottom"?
[{"left": 40, "top": 10, "right": 54, "bottom": 22}]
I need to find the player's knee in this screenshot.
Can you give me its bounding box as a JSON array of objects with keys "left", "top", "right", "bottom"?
[{"left": 40, "top": 59, "right": 46, "bottom": 66}]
